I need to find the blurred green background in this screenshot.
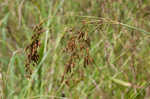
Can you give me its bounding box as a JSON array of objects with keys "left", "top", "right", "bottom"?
[{"left": 0, "top": 0, "right": 150, "bottom": 99}]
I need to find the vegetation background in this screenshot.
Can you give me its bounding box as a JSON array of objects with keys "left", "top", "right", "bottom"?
[{"left": 0, "top": 0, "right": 150, "bottom": 99}]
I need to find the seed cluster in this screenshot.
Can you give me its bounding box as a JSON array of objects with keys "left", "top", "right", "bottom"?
[
  {"left": 25, "top": 22, "right": 45, "bottom": 78},
  {"left": 61, "top": 28, "right": 94, "bottom": 82}
]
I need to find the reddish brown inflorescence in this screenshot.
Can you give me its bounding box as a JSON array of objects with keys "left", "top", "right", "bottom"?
[
  {"left": 25, "top": 22, "right": 45, "bottom": 78},
  {"left": 61, "top": 27, "right": 94, "bottom": 83}
]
